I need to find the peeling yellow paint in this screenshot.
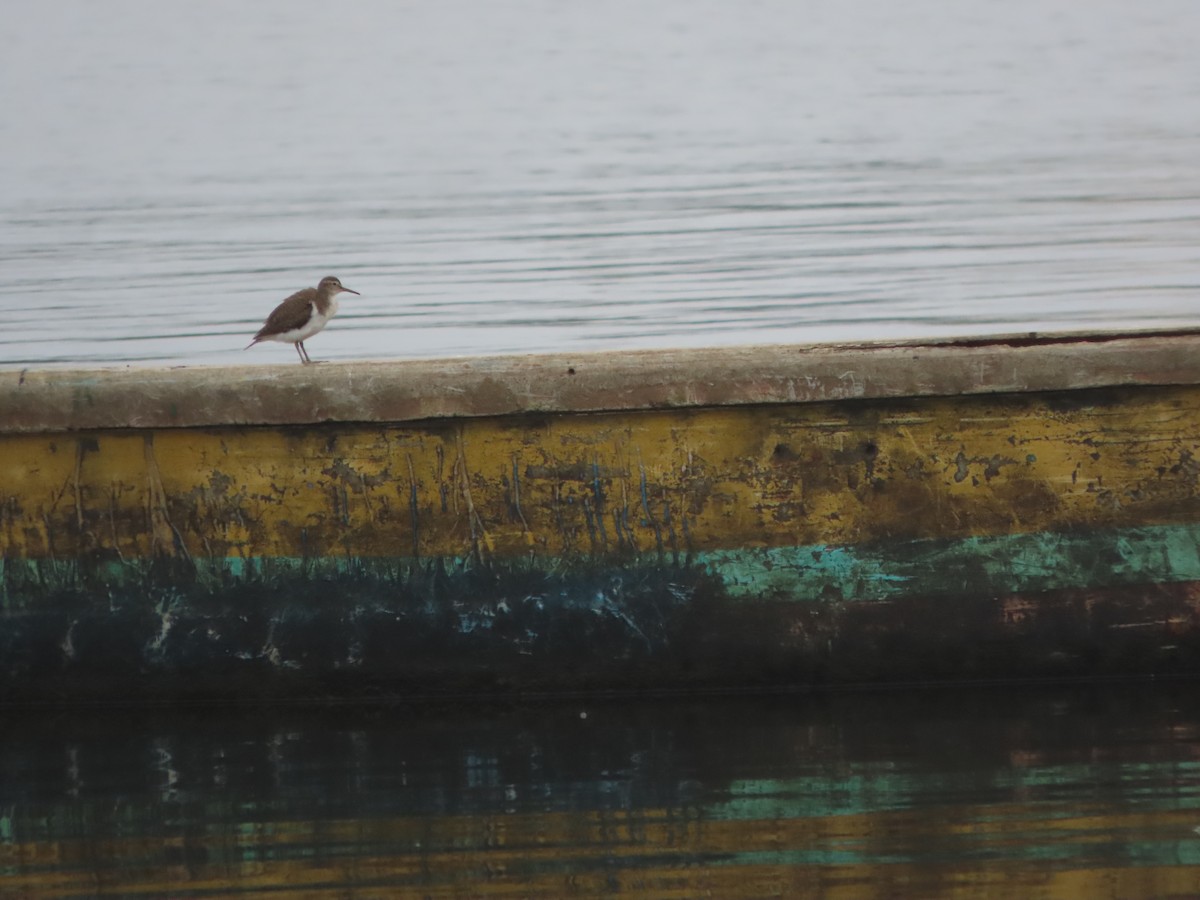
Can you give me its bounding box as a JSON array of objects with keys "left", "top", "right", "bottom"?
[{"left": 3, "top": 386, "right": 1200, "bottom": 563}]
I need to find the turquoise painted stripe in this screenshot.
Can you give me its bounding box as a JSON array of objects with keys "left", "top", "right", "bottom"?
[
  {"left": 700, "top": 522, "right": 1200, "bottom": 601},
  {"left": 3, "top": 522, "right": 1199, "bottom": 605}
]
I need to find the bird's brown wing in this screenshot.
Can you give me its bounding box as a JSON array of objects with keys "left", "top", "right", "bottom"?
[{"left": 253, "top": 287, "right": 318, "bottom": 340}]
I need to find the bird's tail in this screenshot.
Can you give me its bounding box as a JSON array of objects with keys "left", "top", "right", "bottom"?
[{"left": 244, "top": 338, "right": 259, "bottom": 350}]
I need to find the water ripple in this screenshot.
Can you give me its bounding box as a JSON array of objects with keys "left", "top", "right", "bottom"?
[{"left": 1, "top": 0, "right": 1199, "bottom": 368}]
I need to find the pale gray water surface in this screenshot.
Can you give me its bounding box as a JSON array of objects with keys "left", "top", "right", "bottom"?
[{"left": 2, "top": 0, "right": 1199, "bottom": 368}]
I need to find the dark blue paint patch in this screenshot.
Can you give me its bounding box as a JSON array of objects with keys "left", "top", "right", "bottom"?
[{"left": 2, "top": 550, "right": 1200, "bottom": 703}]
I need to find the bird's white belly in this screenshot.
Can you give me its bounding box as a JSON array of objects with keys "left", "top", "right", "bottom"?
[
  {"left": 266, "top": 301, "right": 336, "bottom": 344},
  {"left": 266, "top": 315, "right": 326, "bottom": 343}
]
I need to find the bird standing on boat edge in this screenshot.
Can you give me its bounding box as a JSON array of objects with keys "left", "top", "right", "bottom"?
[{"left": 245, "top": 275, "right": 359, "bottom": 364}]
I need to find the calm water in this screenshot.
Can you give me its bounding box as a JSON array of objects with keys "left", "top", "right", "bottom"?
[
  {"left": 2, "top": 685, "right": 1199, "bottom": 898},
  {"left": 2, "top": 0, "right": 1199, "bottom": 368}
]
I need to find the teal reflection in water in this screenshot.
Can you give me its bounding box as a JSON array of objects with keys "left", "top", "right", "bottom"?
[{"left": 1, "top": 685, "right": 1199, "bottom": 897}]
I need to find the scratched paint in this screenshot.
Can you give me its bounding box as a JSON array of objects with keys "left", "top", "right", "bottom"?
[
  {"left": 702, "top": 522, "right": 1200, "bottom": 601},
  {"left": 3, "top": 384, "right": 1200, "bottom": 696},
  {"left": 1, "top": 555, "right": 1197, "bottom": 701},
  {"left": 4, "top": 386, "right": 1200, "bottom": 565},
  {"left": 6, "top": 520, "right": 1200, "bottom": 610}
]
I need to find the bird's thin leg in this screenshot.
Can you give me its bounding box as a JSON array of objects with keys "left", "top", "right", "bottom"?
[{"left": 295, "top": 342, "right": 309, "bottom": 364}]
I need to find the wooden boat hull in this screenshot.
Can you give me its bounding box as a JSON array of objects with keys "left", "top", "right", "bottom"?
[{"left": 4, "top": 333, "right": 1200, "bottom": 700}]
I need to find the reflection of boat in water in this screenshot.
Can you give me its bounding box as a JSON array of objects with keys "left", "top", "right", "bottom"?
[
  {"left": 5, "top": 330, "right": 1200, "bottom": 700},
  {"left": 1, "top": 690, "right": 1198, "bottom": 897}
]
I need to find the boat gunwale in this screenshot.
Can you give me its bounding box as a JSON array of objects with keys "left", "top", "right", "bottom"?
[{"left": 3, "top": 326, "right": 1200, "bottom": 434}]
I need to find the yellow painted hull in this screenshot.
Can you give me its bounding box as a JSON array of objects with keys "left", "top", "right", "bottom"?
[
  {"left": 7, "top": 387, "right": 1200, "bottom": 562},
  {"left": 3, "top": 333, "right": 1200, "bottom": 698}
]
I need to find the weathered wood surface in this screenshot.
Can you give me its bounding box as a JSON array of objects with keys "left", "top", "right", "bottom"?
[
  {"left": 4, "top": 387, "right": 1200, "bottom": 564},
  {"left": 3, "top": 331, "right": 1200, "bottom": 699},
  {"left": 4, "top": 329, "right": 1200, "bottom": 433}
]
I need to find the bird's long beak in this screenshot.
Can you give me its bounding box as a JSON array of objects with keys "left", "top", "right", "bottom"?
[{"left": 340, "top": 286, "right": 361, "bottom": 295}]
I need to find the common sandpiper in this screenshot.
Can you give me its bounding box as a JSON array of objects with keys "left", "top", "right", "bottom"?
[{"left": 245, "top": 275, "right": 359, "bottom": 364}]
